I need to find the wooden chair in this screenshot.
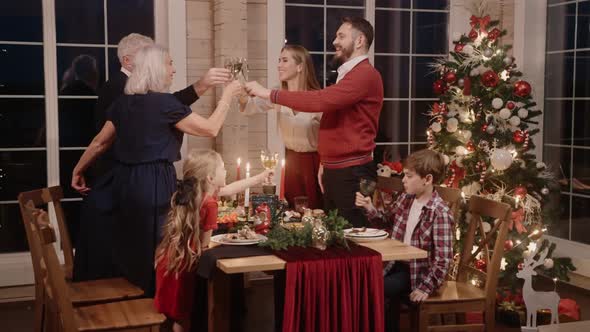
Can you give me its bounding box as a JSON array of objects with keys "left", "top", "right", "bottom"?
[
  {"left": 17, "top": 188, "right": 143, "bottom": 332},
  {"left": 34, "top": 216, "right": 165, "bottom": 332},
  {"left": 416, "top": 195, "right": 512, "bottom": 332}
]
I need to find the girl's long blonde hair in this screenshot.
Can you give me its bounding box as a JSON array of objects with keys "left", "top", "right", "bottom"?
[
  {"left": 280, "top": 45, "right": 321, "bottom": 92},
  {"left": 156, "top": 149, "right": 221, "bottom": 274}
]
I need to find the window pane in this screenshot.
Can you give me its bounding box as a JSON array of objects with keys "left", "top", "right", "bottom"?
[
  {"left": 543, "top": 100, "right": 572, "bottom": 145},
  {"left": 0, "top": 1, "right": 43, "bottom": 42},
  {"left": 0, "top": 44, "right": 44, "bottom": 95},
  {"left": 413, "top": 0, "right": 448, "bottom": 10},
  {"left": 57, "top": 47, "right": 105, "bottom": 96},
  {"left": 62, "top": 200, "right": 82, "bottom": 246},
  {"left": 0, "top": 204, "right": 28, "bottom": 253},
  {"left": 375, "top": 9, "right": 410, "bottom": 54},
  {"left": 374, "top": 144, "right": 409, "bottom": 164},
  {"left": 543, "top": 146, "right": 571, "bottom": 192},
  {"left": 55, "top": 0, "right": 105, "bottom": 44},
  {"left": 327, "top": 0, "right": 364, "bottom": 5},
  {"left": 547, "top": 194, "right": 570, "bottom": 239},
  {"left": 411, "top": 101, "right": 432, "bottom": 142},
  {"left": 571, "top": 196, "right": 590, "bottom": 244},
  {"left": 572, "top": 148, "right": 590, "bottom": 195},
  {"left": 376, "top": 101, "right": 409, "bottom": 143},
  {"left": 326, "top": 8, "right": 365, "bottom": 50},
  {"left": 412, "top": 56, "right": 440, "bottom": 98},
  {"left": 573, "top": 100, "right": 590, "bottom": 146},
  {"left": 374, "top": 55, "right": 409, "bottom": 98},
  {"left": 60, "top": 150, "right": 83, "bottom": 199},
  {"left": 548, "top": 0, "right": 569, "bottom": 4},
  {"left": 59, "top": 99, "right": 96, "bottom": 147},
  {"left": 575, "top": 51, "right": 590, "bottom": 97},
  {"left": 413, "top": 11, "right": 448, "bottom": 54},
  {"left": 286, "top": 6, "right": 324, "bottom": 52},
  {"left": 376, "top": 0, "right": 410, "bottom": 8},
  {"left": 578, "top": 1, "right": 590, "bottom": 49},
  {"left": 325, "top": 55, "right": 339, "bottom": 87},
  {"left": 310, "top": 53, "right": 324, "bottom": 88},
  {"left": 107, "top": 0, "right": 154, "bottom": 44},
  {"left": 0, "top": 99, "right": 46, "bottom": 148},
  {"left": 108, "top": 47, "right": 120, "bottom": 79},
  {"left": 544, "top": 52, "right": 574, "bottom": 98},
  {"left": 286, "top": 0, "right": 323, "bottom": 4},
  {"left": 546, "top": 3, "right": 576, "bottom": 51},
  {"left": 0, "top": 151, "right": 47, "bottom": 201}
]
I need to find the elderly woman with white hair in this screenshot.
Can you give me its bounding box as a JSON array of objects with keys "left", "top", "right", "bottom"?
[{"left": 71, "top": 44, "right": 241, "bottom": 295}]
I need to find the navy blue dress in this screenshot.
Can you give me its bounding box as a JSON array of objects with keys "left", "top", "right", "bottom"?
[{"left": 84, "top": 92, "right": 191, "bottom": 296}]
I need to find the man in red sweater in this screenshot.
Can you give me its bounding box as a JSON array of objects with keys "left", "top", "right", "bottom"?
[{"left": 245, "top": 17, "right": 383, "bottom": 227}]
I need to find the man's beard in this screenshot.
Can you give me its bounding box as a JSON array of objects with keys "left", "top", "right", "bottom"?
[{"left": 331, "top": 44, "right": 354, "bottom": 67}]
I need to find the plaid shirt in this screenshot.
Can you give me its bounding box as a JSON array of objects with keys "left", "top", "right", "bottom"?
[{"left": 366, "top": 190, "right": 454, "bottom": 295}]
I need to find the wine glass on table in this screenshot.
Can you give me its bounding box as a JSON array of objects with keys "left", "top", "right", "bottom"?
[
  {"left": 359, "top": 178, "right": 377, "bottom": 197},
  {"left": 260, "top": 150, "right": 279, "bottom": 195}
]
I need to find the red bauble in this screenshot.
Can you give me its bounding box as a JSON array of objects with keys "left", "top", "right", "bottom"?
[
  {"left": 514, "top": 185, "right": 528, "bottom": 198},
  {"left": 468, "top": 29, "right": 478, "bottom": 40},
  {"left": 513, "top": 80, "right": 532, "bottom": 97},
  {"left": 454, "top": 43, "right": 464, "bottom": 53},
  {"left": 475, "top": 259, "right": 487, "bottom": 271},
  {"left": 481, "top": 124, "right": 488, "bottom": 132},
  {"left": 467, "top": 141, "right": 475, "bottom": 152},
  {"left": 444, "top": 71, "right": 457, "bottom": 84},
  {"left": 518, "top": 262, "right": 524, "bottom": 270},
  {"left": 513, "top": 130, "right": 525, "bottom": 143},
  {"left": 507, "top": 101, "right": 515, "bottom": 110},
  {"left": 488, "top": 28, "right": 501, "bottom": 41},
  {"left": 481, "top": 70, "right": 500, "bottom": 87},
  {"left": 433, "top": 79, "right": 447, "bottom": 95},
  {"left": 504, "top": 239, "right": 514, "bottom": 251}
]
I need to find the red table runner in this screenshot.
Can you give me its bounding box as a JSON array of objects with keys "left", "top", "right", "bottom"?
[{"left": 274, "top": 245, "right": 384, "bottom": 332}]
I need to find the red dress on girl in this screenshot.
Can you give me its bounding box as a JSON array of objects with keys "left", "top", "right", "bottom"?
[{"left": 154, "top": 194, "right": 218, "bottom": 321}]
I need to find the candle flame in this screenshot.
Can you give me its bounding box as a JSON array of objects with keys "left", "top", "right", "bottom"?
[
  {"left": 237, "top": 157, "right": 241, "bottom": 166},
  {"left": 282, "top": 159, "right": 285, "bottom": 167},
  {"left": 246, "top": 162, "right": 250, "bottom": 171}
]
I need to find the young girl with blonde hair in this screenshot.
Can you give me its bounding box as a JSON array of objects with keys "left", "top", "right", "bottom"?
[{"left": 154, "top": 149, "right": 271, "bottom": 332}]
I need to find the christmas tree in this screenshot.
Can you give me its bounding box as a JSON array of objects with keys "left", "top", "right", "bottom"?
[{"left": 427, "top": 14, "right": 575, "bottom": 288}]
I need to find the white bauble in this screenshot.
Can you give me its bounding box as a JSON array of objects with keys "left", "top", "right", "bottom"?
[
  {"left": 518, "top": 108, "right": 529, "bottom": 118},
  {"left": 461, "top": 181, "right": 482, "bottom": 196},
  {"left": 458, "top": 78, "right": 465, "bottom": 87},
  {"left": 447, "top": 124, "right": 458, "bottom": 133},
  {"left": 509, "top": 116, "right": 521, "bottom": 127},
  {"left": 459, "top": 111, "right": 471, "bottom": 123},
  {"left": 452, "top": 32, "right": 462, "bottom": 42},
  {"left": 492, "top": 98, "right": 504, "bottom": 109},
  {"left": 491, "top": 148, "right": 513, "bottom": 170},
  {"left": 442, "top": 154, "right": 450, "bottom": 165},
  {"left": 462, "top": 130, "right": 472, "bottom": 141},
  {"left": 483, "top": 48, "right": 494, "bottom": 58},
  {"left": 447, "top": 117, "right": 459, "bottom": 127},
  {"left": 499, "top": 108, "right": 512, "bottom": 119},
  {"left": 536, "top": 162, "right": 546, "bottom": 169},
  {"left": 503, "top": 56, "right": 513, "bottom": 65},
  {"left": 455, "top": 146, "right": 468, "bottom": 155},
  {"left": 486, "top": 124, "right": 496, "bottom": 135},
  {"left": 470, "top": 68, "right": 480, "bottom": 77},
  {"left": 544, "top": 258, "right": 554, "bottom": 269},
  {"left": 430, "top": 122, "right": 442, "bottom": 133},
  {"left": 463, "top": 44, "right": 474, "bottom": 55},
  {"left": 482, "top": 222, "right": 491, "bottom": 233}
]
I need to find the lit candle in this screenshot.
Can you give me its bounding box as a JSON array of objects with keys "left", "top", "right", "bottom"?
[
  {"left": 279, "top": 159, "right": 286, "bottom": 200},
  {"left": 236, "top": 157, "right": 241, "bottom": 181},
  {"left": 244, "top": 162, "right": 250, "bottom": 207}
]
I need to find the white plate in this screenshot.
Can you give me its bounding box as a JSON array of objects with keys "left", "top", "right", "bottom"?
[
  {"left": 211, "top": 234, "right": 267, "bottom": 246},
  {"left": 343, "top": 228, "right": 388, "bottom": 238},
  {"left": 345, "top": 233, "right": 389, "bottom": 242}
]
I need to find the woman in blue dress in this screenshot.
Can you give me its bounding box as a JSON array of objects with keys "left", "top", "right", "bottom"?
[{"left": 71, "top": 44, "right": 241, "bottom": 295}]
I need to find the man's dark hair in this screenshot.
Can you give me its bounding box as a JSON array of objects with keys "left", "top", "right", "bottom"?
[{"left": 341, "top": 16, "right": 374, "bottom": 50}]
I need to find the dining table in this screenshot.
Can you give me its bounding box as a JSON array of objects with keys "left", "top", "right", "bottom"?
[{"left": 205, "top": 238, "right": 427, "bottom": 332}]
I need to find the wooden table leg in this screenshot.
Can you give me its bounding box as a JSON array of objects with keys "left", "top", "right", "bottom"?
[{"left": 208, "top": 269, "right": 232, "bottom": 332}]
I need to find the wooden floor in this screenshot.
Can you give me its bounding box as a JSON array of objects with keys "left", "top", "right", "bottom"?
[{"left": 1, "top": 276, "right": 589, "bottom": 332}]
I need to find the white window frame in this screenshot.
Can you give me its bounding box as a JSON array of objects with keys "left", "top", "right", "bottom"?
[{"left": 0, "top": 0, "right": 186, "bottom": 287}]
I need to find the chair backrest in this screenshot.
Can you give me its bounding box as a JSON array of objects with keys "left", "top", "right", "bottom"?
[
  {"left": 17, "top": 199, "right": 49, "bottom": 297},
  {"left": 434, "top": 185, "right": 462, "bottom": 223},
  {"left": 456, "top": 195, "right": 511, "bottom": 302},
  {"left": 376, "top": 176, "right": 404, "bottom": 193},
  {"left": 36, "top": 219, "right": 78, "bottom": 332},
  {"left": 17, "top": 187, "right": 74, "bottom": 279}
]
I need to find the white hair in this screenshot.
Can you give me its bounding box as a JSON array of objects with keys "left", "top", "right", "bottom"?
[
  {"left": 124, "top": 44, "right": 171, "bottom": 95},
  {"left": 117, "top": 33, "right": 154, "bottom": 64}
]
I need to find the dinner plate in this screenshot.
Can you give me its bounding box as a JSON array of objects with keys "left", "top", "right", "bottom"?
[
  {"left": 211, "top": 234, "right": 267, "bottom": 245},
  {"left": 343, "top": 228, "right": 388, "bottom": 238},
  {"left": 345, "top": 233, "right": 389, "bottom": 243}
]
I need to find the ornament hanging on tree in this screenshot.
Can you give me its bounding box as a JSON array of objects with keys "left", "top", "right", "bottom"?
[
  {"left": 513, "top": 130, "right": 525, "bottom": 143},
  {"left": 468, "top": 29, "right": 478, "bottom": 40},
  {"left": 509, "top": 115, "right": 521, "bottom": 127},
  {"left": 486, "top": 124, "right": 496, "bottom": 135},
  {"left": 507, "top": 101, "right": 515, "bottom": 110},
  {"left": 492, "top": 98, "right": 504, "bottom": 109},
  {"left": 481, "top": 70, "right": 500, "bottom": 87},
  {"left": 483, "top": 48, "right": 494, "bottom": 58},
  {"left": 433, "top": 79, "right": 447, "bottom": 95},
  {"left": 513, "top": 80, "right": 532, "bottom": 97},
  {"left": 499, "top": 108, "right": 512, "bottom": 120},
  {"left": 475, "top": 259, "right": 487, "bottom": 272},
  {"left": 504, "top": 239, "right": 514, "bottom": 251},
  {"left": 514, "top": 185, "right": 528, "bottom": 198},
  {"left": 522, "top": 130, "right": 530, "bottom": 150},
  {"left": 503, "top": 56, "right": 513, "bottom": 65},
  {"left": 491, "top": 148, "right": 513, "bottom": 170},
  {"left": 488, "top": 28, "right": 501, "bottom": 41},
  {"left": 430, "top": 122, "right": 442, "bottom": 133},
  {"left": 518, "top": 108, "right": 529, "bottom": 118},
  {"left": 454, "top": 43, "right": 464, "bottom": 52},
  {"left": 444, "top": 71, "right": 457, "bottom": 83}
]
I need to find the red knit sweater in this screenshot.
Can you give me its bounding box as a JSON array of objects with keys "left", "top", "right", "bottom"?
[{"left": 271, "top": 59, "right": 383, "bottom": 169}]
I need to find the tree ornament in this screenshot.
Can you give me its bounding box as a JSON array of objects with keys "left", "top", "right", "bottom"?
[
  {"left": 444, "top": 71, "right": 457, "bottom": 83},
  {"left": 541, "top": 187, "right": 550, "bottom": 195},
  {"left": 481, "top": 70, "right": 500, "bottom": 87},
  {"left": 469, "top": 68, "right": 479, "bottom": 77},
  {"left": 455, "top": 145, "right": 468, "bottom": 155},
  {"left": 503, "top": 56, "right": 513, "bottom": 65},
  {"left": 504, "top": 239, "right": 514, "bottom": 251},
  {"left": 458, "top": 78, "right": 465, "bottom": 87},
  {"left": 430, "top": 122, "right": 442, "bottom": 133},
  {"left": 427, "top": 129, "right": 435, "bottom": 146},
  {"left": 466, "top": 141, "right": 475, "bottom": 152},
  {"left": 518, "top": 262, "right": 524, "bottom": 270},
  {"left": 513, "top": 130, "right": 525, "bottom": 143},
  {"left": 463, "top": 44, "right": 474, "bottom": 55},
  {"left": 488, "top": 28, "right": 501, "bottom": 41},
  {"left": 483, "top": 48, "right": 493, "bottom": 58},
  {"left": 514, "top": 185, "right": 528, "bottom": 198},
  {"left": 536, "top": 162, "right": 546, "bottom": 169},
  {"left": 475, "top": 259, "right": 487, "bottom": 271},
  {"left": 522, "top": 131, "right": 530, "bottom": 150},
  {"left": 454, "top": 43, "right": 464, "bottom": 53},
  {"left": 507, "top": 101, "right": 515, "bottom": 110},
  {"left": 513, "top": 80, "right": 532, "bottom": 97},
  {"left": 433, "top": 79, "right": 447, "bottom": 95},
  {"left": 499, "top": 108, "right": 512, "bottom": 119},
  {"left": 492, "top": 98, "right": 504, "bottom": 109},
  {"left": 447, "top": 117, "right": 459, "bottom": 128},
  {"left": 462, "top": 130, "right": 472, "bottom": 141},
  {"left": 544, "top": 258, "right": 554, "bottom": 269},
  {"left": 509, "top": 115, "right": 521, "bottom": 127},
  {"left": 442, "top": 154, "right": 450, "bottom": 165},
  {"left": 462, "top": 77, "right": 472, "bottom": 95},
  {"left": 491, "top": 148, "right": 513, "bottom": 170},
  {"left": 468, "top": 28, "right": 478, "bottom": 40},
  {"left": 485, "top": 124, "right": 496, "bottom": 134},
  {"left": 518, "top": 108, "right": 529, "bottom": 118}
]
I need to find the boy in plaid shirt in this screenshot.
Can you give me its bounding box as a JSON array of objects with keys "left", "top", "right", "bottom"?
[{"left": 356, "top": 149, "right": 454, "bottom": 330}]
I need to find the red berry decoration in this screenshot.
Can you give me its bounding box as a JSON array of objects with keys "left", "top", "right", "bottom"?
[
  {"left": 504, "top": 239, "right": 514, "bottom": 251},
  {"left": 444, "top": 71, "right": 457, "bottom": 84},
  {"left": 488, "top": 28, "right": 501, "bottom": 41},
  {"left": 481, "top": 124, "right": 488, "bottom": 133},
  {"left": 507, "top": 101, "right": 515, "bottom": 110},
  {"left": 468, "top": 29, "right": 478, "bottom": 40},
  {"left": 467, "top": 141, "right": 475, "bottom": 152},
  {"left": 513, "top": 130, "right": 525, "bottom": 143},
  {"left": 433, "top": 79, "right": 447, "bottom": 95},
  {"left": 513, "top": 80, "right": 532, "bottom": 97},
  {"left": 481, "top": 70, "right": 500, "bottom": 87},
  {"left": 454, "top": 43, "right": 464, "bottom": 53},
  {"left": 514, "top": 185, "right": 528, "bottom": 198}
]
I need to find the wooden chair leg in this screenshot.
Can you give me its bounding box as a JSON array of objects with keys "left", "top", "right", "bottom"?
[
  {"left": 33, "top": 287, "right": 44, "bottom": 332},
  {"left": 409, "top": 305, "right": 419, "bottom": 332},
  {"left": 484, "top": 309, "right": 495, "bottom": 332},
  {"left": 418, "top": 305, "right": 429, "bottom": 332}
]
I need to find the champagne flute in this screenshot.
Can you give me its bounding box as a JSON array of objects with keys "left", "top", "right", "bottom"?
[{"left": 260, "top": 150, "right": 278, "bottom": 185}]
